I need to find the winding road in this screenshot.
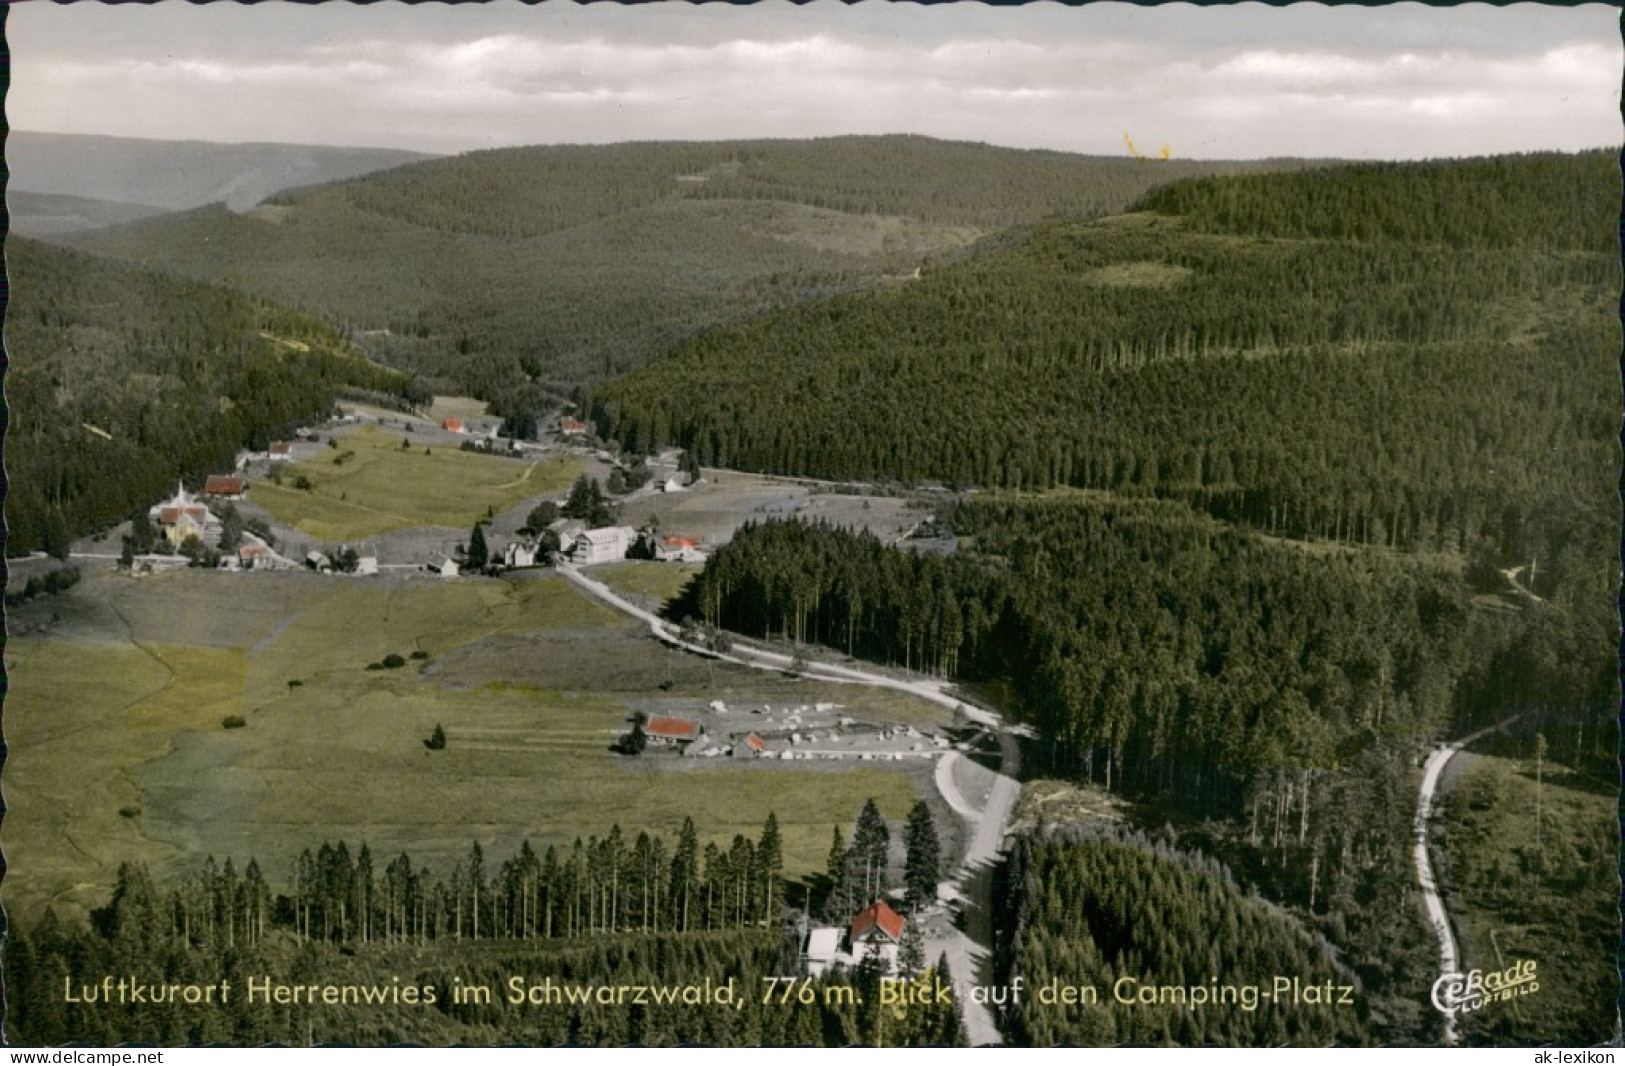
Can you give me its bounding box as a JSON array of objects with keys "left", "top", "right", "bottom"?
[
  {"left": 1413, "top": 716, "right": 1516, "bottom": 1045},
  {"left": 557, "top": 563, "right": 1020, "bottom": 1044}
]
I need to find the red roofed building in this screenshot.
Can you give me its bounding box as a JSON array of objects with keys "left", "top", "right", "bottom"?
[
  {"left": 238, "top": 544, "right": 273, "bottom": 569},
  {"left": 177, "top": 506, "right": 208, "bottom": 522},
  {"left": 849, "top": 901, "right": 905, "bottom": 972},
  {"left": 734, "top": 733, "right": 767, "bottom": 759},
  {"left": 656, "top": 533, "right": 707, "bottom": 563},
  {"left": 558, "top": 418, "right": 586, "bottom": 436},
  {"left": 269, "top": 442, "right": 294, "bottom": 462},
  {"left": 204, "top": 475, "right": 247, "bottom": 499},
  {"left": 850, "top": 900, "right": 904, "bottom": 943},
  {"left": 442, "top": 417, "right": 466, "bottom": 434},
  {"left": 645, "top": 716, "right": 703, "bottom": 748}
]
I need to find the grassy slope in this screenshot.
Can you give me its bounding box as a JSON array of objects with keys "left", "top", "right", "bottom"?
[
  {"left": 60, "top": 136, "right": 1287, "bottom": 387},
  {"left": 3, "top": 570, "right": 938, "bottom": 920},
  {"left": 593, "top": 561, "right": 703, "bottom": 610},
  {"left": 252, "top": 423, "right": 583, "bottom": 540},
  {"left": 1437, "top": 751, "right": 1618, "bottom": 1045}
]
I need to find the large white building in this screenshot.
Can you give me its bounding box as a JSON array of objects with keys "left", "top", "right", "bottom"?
[{"left": 574, "top": 526, "right": 635, "bottom": 565}]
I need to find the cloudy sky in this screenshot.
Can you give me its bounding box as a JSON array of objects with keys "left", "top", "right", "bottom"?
[{"left": 9, "top": 1, "right": 1621, "bottom": 160}]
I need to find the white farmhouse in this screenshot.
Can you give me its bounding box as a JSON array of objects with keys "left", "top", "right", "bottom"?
[
  {"left": 504, "top": 538, "right": 540, "bottom": 569},
  {"left": 573, "top": 526, "right": 635, "bottom": 565},
  {"left": 849, "top": 901, "right": 905, "bottom": 973}
]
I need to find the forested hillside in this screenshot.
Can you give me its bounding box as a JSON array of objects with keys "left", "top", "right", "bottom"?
[
  {"left": 1135, "top": 152, "right": 1616, "bottom": 251},
  {"left": 5, "top": 238, "right": 410, "bottom": 555},
  {"left": 595, "top": 151, "right": 1618, "bottom": 579},
  {"left": 633, "top": 149, "right": 1618, "bottom": 1047},
  {"left": 997, "top": 830, "right": 1381, "bottom": 1046},
  {"left": 673, "top": 498, "right": 1614, "bottom": 1046},
  {"left": 9, "top": 818, "right": 963, "bottom": 1046},
  {"left": 671, "top": 501, "right": 1613, "bottom": 807},
  {"left": 62, "top": 137, "right": 1285, "bottom": 403},
  {"left": 8, "top": 191, "right": 171, "bottom": 237}
]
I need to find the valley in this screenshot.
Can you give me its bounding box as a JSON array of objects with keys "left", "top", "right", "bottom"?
[{"left": 5, "top": 140, "right": 1617, "bottom": 1048}]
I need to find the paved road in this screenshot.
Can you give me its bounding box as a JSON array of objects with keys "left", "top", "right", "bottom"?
[
  {"left": 1414, "top": 716, "right": 1516, "bottom": 1045},
  {"left": 559, "top": 562, "right": 1021, "bottom": 1044},
  {"left": 558, "top": 563, "right": 985, "bottom": 715}
]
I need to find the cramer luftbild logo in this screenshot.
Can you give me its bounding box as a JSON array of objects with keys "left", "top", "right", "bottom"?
[{"left": 1431, "top": 960, "right": 1540, "bottom": 1016}]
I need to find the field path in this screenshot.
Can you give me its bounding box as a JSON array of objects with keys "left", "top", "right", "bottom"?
[
  {"left": 495, "top": 462, "right": 539, "bottom": 489},
  {"left": 1414, "top": 715, "right": 1517, "bottom": 1044},
  {"left": 557, "top": 562, "right": 1019, "bottom": 1044}
]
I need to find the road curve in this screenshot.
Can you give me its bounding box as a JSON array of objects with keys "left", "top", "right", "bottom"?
[
  {"left": 557, "top": 562, "right": 1020, "bottom": 1044},
  {"left": 556, "top": 563, "right": 990, "bottom": 716},
  {"left": 1414, "top": 716, "right": 1515, "bottom": 1045}
]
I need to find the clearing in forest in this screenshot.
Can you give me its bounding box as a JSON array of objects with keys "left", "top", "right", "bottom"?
[
  {"left": 4, "top": 568, "right": 938, "bottom": 923},
  {"left": 253, "top": 423, "right": 581, "bottom": 539}
]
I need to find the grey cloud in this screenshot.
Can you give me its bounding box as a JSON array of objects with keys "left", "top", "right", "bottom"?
[{"left": 9, "top": 1, "right": 1619, "bottom": 159}]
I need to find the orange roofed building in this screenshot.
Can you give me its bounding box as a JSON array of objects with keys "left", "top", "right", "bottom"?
[
  {"left": 849, "top": 901, "right": 906, "bottom": 971},
  {"left": 644, "top": 716, "right": 703, "bottom": 748},
  {"left": 803, "top": 900, "right": 907, "bottom": 977},
  {"left": 203, "top": 475, "right": 247, "bottom": 499}
]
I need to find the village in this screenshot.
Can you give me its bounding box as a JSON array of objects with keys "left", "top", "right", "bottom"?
[
  {"left": 38, "top": 387, "right": 1003, "bottom": 807},
  {"left": 112, "top": 406, "right": 707, "bottom": 579},
  {"left": 15, "top": 395, "right": 1003, "bottom": 1020},
  {"left": 95, "top": 396, "right": 943, "bottom": 586}
]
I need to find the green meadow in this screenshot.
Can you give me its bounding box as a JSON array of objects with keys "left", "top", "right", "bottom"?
[
  {"left": 4, "top": 569, "right": 934, "bottom": 922},
  {"left": 252, "top": 423, "right": 581, "bottom": 540}
]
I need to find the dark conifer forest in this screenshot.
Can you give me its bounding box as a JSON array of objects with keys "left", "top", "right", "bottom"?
[
  {"left": 596, "top": 152, "right": 1617, "bottom": 578},
  {"left": 61, "top": 136, "right": 1290, "bottom": 397},
  {"left": 8, "top": 818, "right": 964, "bottom": 1047},
  {"left": 997, "top": 829, "right": 1383, "bottom": 1046},
  {"left": 618, "top": 150, "right": 1617, "bottom": 1044},
  {"left": 6, "top": 238, "right": 411, "bottom": 555}
]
